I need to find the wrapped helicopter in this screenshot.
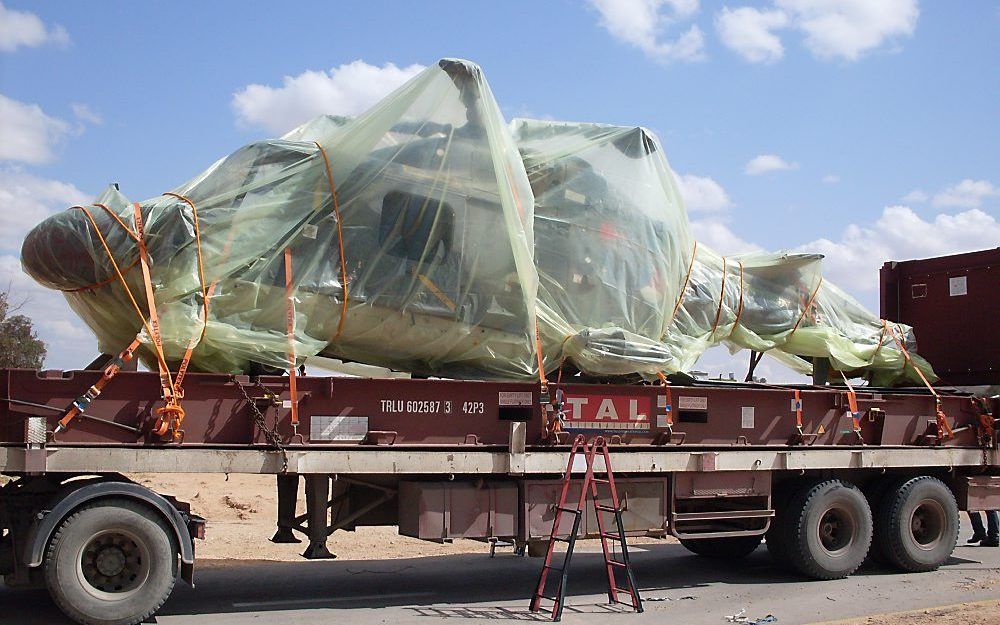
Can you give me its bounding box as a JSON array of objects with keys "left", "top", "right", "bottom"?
[{"left": 21, "top": 59, "right": 933, "bottom": 385}]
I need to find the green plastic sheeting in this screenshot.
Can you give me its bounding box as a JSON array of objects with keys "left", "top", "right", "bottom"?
[{"left": 20, "top": 58, "right": 934, "bottom": 385}]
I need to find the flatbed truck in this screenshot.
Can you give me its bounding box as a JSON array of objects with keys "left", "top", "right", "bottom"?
[{"left": 1, "top": 364, "right": 997, "bottom": 625}]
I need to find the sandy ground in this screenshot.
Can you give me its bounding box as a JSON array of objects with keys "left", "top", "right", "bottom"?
[
  {"left": 130, "top": 472, "right": 666, "bottom": 561},
  {"left": 130, "top": 473, "right": 490, "bottom": 561},
  {"left": 126, "top": 474, "right": 1000, "bottom": 625},
  {"left": 809, "top": 599, "right": 1000, "bottom": 625}
]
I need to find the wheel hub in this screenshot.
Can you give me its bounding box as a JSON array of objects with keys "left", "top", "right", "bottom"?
[
  {"left": 94, "top": 546, "right": 126, "bottom": 577},
  {"left": 818, "top": 506, "right": 855, "bottom": 555},
  {"left": 909, "top": 499, "right": 946, "bottom": 550},
  {"left": 80, "top": 532, "right": 145, "bottom": 594}
]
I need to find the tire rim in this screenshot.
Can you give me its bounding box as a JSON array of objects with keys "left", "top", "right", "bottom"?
[
  {"left": 909, "top": 498, "right": 946, "bottom": 551},
  {"left": 817, "top": 504, "right": 857, "bottom": 556},
  {"left": 76, "top": 529, "right": 152, "bottom": 601}
]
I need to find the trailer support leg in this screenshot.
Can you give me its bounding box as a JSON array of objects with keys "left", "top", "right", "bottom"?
[
  {"left": 302, "top": 474, "right": 335, "bottom": 559},
  {"left": 812, "top": 357, "right": 830, "bottom": 386},
  {"left": 271, "top": 473, "right": 301, "bottom": 544}
]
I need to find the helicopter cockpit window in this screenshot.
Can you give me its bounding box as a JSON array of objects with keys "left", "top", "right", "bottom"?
[{"left": 378, "top": 191, "right": 455, "bottom": 263}]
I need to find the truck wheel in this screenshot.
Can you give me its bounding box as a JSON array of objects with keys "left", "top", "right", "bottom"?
[
  {"left": 861, "top": 477, "right": 896, "bottom": 566},
  {"left": 765, "top": 518, "right": 790, "bottom": 568},
  {"left": 875, "top": 476, "right": 958, "bottom": 573},
  {"left": 785, "top": 480, "right": 872, "bottom": 580},
  {"left": 44, "top": 498, "right": 178, "bottom": 625},
  {"left": 766, "top": 480, "right": 811, "bottom": 570},
  {"left": 679, "top": 535, "right": 762, "bottom": 559}
]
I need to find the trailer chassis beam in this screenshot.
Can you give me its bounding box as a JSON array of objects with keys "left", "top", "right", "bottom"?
[{"left": 1, "top": 445, "right": 995, "bottom": 476}]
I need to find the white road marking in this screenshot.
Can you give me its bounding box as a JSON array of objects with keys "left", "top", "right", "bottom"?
[{"left": 232, "top": 591, "right": 434, "bottom": 609}]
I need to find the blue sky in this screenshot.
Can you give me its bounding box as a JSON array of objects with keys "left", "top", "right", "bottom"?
[{"left": 1, "top": 0, "right": 997, "bottom": 376}]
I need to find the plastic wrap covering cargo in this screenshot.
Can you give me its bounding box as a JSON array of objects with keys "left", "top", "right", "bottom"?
[
  {"left": 512, "top": 118, "right": 934, "bottom": 385},
  {"left": 663, "top": 244, "right": 935, "bottom": 385},
  {"left": 21, "top": 59, "right": 540, "bottom": 379},
  {"left": 512, "top": 119, "right": 692, "bottom": 377},
  {"left": 20, "top": 57, "right": 934, "bottom": 385}
]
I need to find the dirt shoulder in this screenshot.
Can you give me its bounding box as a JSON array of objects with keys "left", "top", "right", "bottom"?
[
  {"left": 807, "top": 599, "right": 1000, "bottom": 625},
  {"left": 130, "top": 473, "right": 488, "bottom": 561},
  {"left": 130, "top": 473, "right": 667, "bottom": 561}
]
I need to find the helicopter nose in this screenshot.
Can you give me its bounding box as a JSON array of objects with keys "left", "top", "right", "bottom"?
[{"left": 20, "top": 206, "right": 125, "bottom": 292}]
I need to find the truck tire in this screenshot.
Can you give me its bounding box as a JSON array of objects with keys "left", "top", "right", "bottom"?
[
  {"left": 679, "top": 535, "right": 762, "bottom": 559},
  {"left": 43, "top": 498, "right": 178, "bottom": 625},
  {"left": 785, "top": 480, "right": 872, "bottom": 580},
  {"left": 861, "top": 476, "right": 896, "bottom": 566},
  {"left": 765, "top": 518, "right": 790, "bottom": 568},
  {"left": 766, "top": 479, "right": 813, "bottom": 570},
  {"left": 874, "top": 476, "right": 958, "bottom": 573}
]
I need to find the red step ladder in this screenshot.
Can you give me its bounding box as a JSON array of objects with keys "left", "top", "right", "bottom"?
[{"left": 529, "top": 434, "right": 643, "bottom": 621}]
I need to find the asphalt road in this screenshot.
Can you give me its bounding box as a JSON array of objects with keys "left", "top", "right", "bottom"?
[{"left": 4, "top": 524, "right": 1000, "bottom": 625}]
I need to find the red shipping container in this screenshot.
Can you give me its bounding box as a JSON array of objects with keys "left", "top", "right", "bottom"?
[{"left": 880, "top": 247, "right": 999, "bottom": 386}]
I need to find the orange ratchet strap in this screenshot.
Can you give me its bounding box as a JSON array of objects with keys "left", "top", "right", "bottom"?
[
  {"left": 64, "top": 204, "right": 140, "bottom": 293},
  {"left": 656, "top": 371, "right": 673, "bottom": 429},
  {"left": 839, "top": 370, "right": 864, "bottom": 442},
  {"left": 60, "top": 204, "right": 183, "bottom": 439},
  {"left": 883, "top": 320, "right": 953, "bottom": 442},
  {"left": 162, "top": 193, "right": 210, "bottom": 400},
  {"left": 708, "top": 256, "right": 728, "bottom": 340},
  {"left": 664, "top": 241, "right": 698, "bottom": 336},
  {"left": 55, "top": 338, "right": 143, "bottom": 434},
  {"left": 972, "top": 397, "right": 995, "bottom": 446},
  {"left": 284, "top": 247, "right": 300, "bottom": 432},
  {"left": 312, "top": 142, "right": 350, "bottom": 342},
  {"left": 534, "top": 320, "right": 549, "bottom": 392},
  {"left": 793, "top": 389, "right": 803, "bottom": 431},
  {"left": 788, "top": 278, "right": 824, "bottom": 341},
  {"left": 132, "top": 203, "right": 185, "bottom": 440}
]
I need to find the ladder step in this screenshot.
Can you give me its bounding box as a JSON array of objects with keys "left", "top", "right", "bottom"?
[
  {"left": 594, "top": 504, "right": 619, "bottom": 513},
  {"left": 592, "top": 478, "right": 611, "bottom": 484},
  {"left": 543, "top": 565, "right": 564, "bottom": 573},
  {"left": 555, "top": 505, "right": 582, "bottom": 514},
  {"left": 608, "top": 560, "right": 627, "bottom": 567},
  {"left": 600, "top": 532, "right": 623, "bottom": 541},
  {"left": 551, "top": 536, "right": 573, "bottom": 543}
]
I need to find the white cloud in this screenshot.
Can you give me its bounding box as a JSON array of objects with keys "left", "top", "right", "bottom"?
[
  {"left": 715, "top": 7, "right": 789, "bottom": 63},
  {"left": 589, "top": 0, "right": 706, "bottom": 63},
  {"left": 675, "top": 173, "right": 732, "bottom": 212},
  {"left": 798, "top": 206, "right": 1000, "bottom": 294},
  {"left": 902, "top": 188, "right": 927, "bottom": 203},
  {"left": 0, "top": 2, "right": 69, "bottom": 52},
  {"left": 71, "top": 103, "right": 103, "bottom": 126},
  {"left": 775, "top": 0, "right": 919, "bottom": 61},
  {"left": 0, "top": 170, "right": 97, "bottom": 368},
  {"left": 690, "top": 218, "right": 764, "bottom": 255},
  {"left": 0, "top": 94, "right": 72, "bottom": 164},
  {"left": 0, "top": 168, "right": 87, "bottom": 252},
  {"left": 744, "top": 153, "right": 798, "bottom": 175},
  {"left": 233, "top": 60, "right": 425, "bottom": 134},
  {"left": 931, "top": 179, "right": 998, "bottom": 209},
  {"left": 821, "top": 174, "right": 840, "bottom": 184}
]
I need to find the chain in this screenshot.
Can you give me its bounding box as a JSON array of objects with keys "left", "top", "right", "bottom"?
[
  {"left": 972, "top": 397, "right": 994, "bottom": 468},
  {"left": 233, "top": 377, "right": 289, "bottom": 473}
]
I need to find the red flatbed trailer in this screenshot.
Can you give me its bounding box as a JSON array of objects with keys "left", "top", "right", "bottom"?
[{"left": 1, "top": 364, "right": 998, "bottom": 625}]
